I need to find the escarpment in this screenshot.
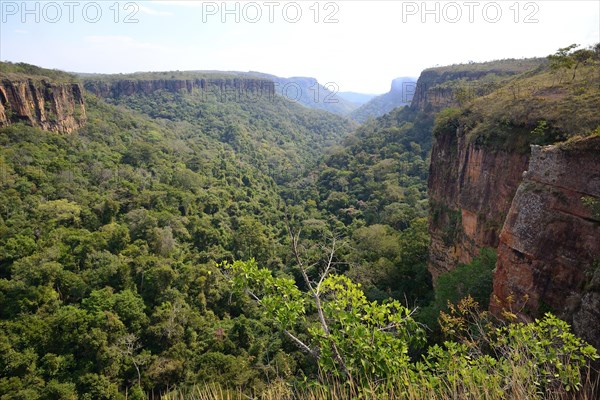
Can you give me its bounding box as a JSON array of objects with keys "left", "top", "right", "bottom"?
[
  {"left": 410, "top": 58, "right": 544, "bottom": 113},
  {"left": 84, "top": 77, "right": 275, "bottom": 100},
  {"left": 491, "top": 136, "right": 600, "bottom": 347},
  {"left": 420, "top": 59, "right": 545, "bottom": 279},
  {"left": 425, "top": 57, "right": 600, "bottom": 346},
  {"left": 427, "top": 126, "right": 529, "bottom": 280},
  {"left": 0, "top": 78, "right": 86, "bottom": 133}
]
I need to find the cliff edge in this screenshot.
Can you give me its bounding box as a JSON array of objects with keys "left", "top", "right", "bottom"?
[
  {"left": 0, "top": 78, "right": 86, "bottom": 133},
  {"left": 491, "top": 136, "right": 600, "bottom": 347}
]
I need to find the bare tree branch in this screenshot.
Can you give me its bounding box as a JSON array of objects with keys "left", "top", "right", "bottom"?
[
  {"left": 283, "top": 329, "right": 317, "bottom": 357},
  {"left": 245, "top": 288, "right": 318, "bottom": 359},
  {"left": 316, "top": 238, "right": 336, "bottom": 295},
  {"left": 285, "top": 220, "right": 352, "bottom": 382}
]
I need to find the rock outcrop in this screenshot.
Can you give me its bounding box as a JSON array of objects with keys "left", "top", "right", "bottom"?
[
  {"left": 428, "top": 126, "right": 529, "bottom": 280},
  {"left": 421, "top": 63, "right": 543, "bottom": 280},
  {"left": 491, "top": 136, "right": 600, "bottom": 347},
  {"left": 423, "top": 57, "right": 600, "bottom": 346},
  {"left": 84, "top": 78, "right": 275, "bottom": 101},
  {"left": 0, "top": 79, "right": 86, "bottom": 133}
]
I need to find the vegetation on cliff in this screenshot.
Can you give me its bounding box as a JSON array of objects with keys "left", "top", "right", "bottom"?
[{"left": 445, "top": 45, "right": 600, "bottom": 152}]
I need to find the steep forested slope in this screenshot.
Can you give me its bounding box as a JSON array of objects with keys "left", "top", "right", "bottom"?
[
  {"left": 277, "top": 106, "right": 435, "bottom": 304},
  {"left": 83, "top": 72, "right": 356, "bottom": 183}
]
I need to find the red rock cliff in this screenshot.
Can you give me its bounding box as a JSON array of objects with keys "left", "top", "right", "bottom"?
[
  {"left": 491, "top": 136, "right": 600, "bottom": 347},
  {"left": 428, "top": 126, "right": 529, "bottom": 280},
  {"left": 0, "top": 78, "right": 86, "bottom": 133}
]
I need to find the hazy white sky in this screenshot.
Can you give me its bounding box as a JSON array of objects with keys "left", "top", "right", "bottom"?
[{"left": 1, "top": 1, "right": 599, "bottom": 93}]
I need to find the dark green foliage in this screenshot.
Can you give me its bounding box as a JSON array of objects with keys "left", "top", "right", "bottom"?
[
  {"left": 2, "top": 51, "right": 598, "bottom": 398},
  {"left": 0, "top": 91, "right": 312, "bottom": 397},
  {"left": 435, "top": 248, "right": 496, "bottom": 308},
  {"left": 418, "top": 248, "right": 497, "bottom": 336},
  {"left": 102, "top": 86, "right": 355, "bottom": 184},
  {"left": 288, "top": 105, "right": 435, "bottom": 305}
]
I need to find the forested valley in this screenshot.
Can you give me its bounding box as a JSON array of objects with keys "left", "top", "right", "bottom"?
[{"left": 1, "top": 45, "right": 599, "bottom": 399}]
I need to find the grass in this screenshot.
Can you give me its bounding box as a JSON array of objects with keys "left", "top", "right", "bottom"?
[
  {"left": 424, "top": 58, "right": 547, "bottom": 75},
  {"left": 162, "top": 369, "right": 600, "bottom": 400},
  {"left": 460, "top": 61, "right": 600, "bottom": 152},
  {"left": 161, "top": 298, "right": 600, "bottom": 400},
  {"left": 0, "top": 61, "right": 79, "bottom": 82}
]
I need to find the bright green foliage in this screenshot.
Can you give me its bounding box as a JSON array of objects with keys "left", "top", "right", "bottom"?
[
  {"left": 314, "top": 275, "right": 425, "bottom": 383},
  {"left": 105, "top": 85, "right": 355, "bottom": 184},
  {"left": 431, "top": 297, "right": 599, "bottom": 398},
  {"left": 225, "top": 260, "right": 425, "bottom": 386},
  {"left": 228, "top": 260, "right": 598, "bottom": 398},
  {"left": 0, "top": 88, "right": 333, "bottom": 397},
  {"left": 227, "top": 259, "right": 305, "bottom": 331},
  {"left": 493, "top": 314, "right": 598, "bottom": 394},
  {"left": 2, "top": 56, "right": 599, "bottom": 399},
  {"left": 287, "top": 106, "right": 435, "bottom": 305}
]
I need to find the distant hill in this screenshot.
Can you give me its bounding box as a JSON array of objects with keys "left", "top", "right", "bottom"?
[
  {"left": 349, "top": 76, "right": 417, "bottom": 122},
  {"left": 244, "top": 71, "right": 360, "bottom": 116},
  {"left": 79, "top": 69, "right": 361, "bottom": 117},
  {"left": 338, "top": 91, "right": 377, "bottom": 106}
]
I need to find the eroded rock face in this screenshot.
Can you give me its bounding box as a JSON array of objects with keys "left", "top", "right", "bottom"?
[
  {"left": 84, "top": 78, "right": 275, "bottom": 100},
  {"left": 491, "top": 136, "right": 600, "bottom": 347},
  {"left": 427, "top": 126, "right": 529, "bottom": 280},
  {"left": 0, "top": 79, "right": 86, "bottom": 133}
]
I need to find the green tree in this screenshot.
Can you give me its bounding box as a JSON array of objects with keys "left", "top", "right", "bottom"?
[{"left": 225, "top": 231, "right": 425, "bottom": 385}]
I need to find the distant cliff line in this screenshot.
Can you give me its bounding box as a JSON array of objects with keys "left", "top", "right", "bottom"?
[{"left": 83, "top": 77, "right": 276, "bottom": 102}]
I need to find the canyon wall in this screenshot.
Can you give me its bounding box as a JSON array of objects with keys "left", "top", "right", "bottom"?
[
  {"left": 491, "top": 136, "right": 600, "bottom": 347},
  {"left": 424, "top": 58, "right": 599, "bottom": 345},
  {"left": 84, "top": 78, "right": 275, "bottom": 100},
  {"left": 0, "top": 79, "right": 86, "bottom": 133},
  {"left": 428, "top": 126, "right": 529, "bottom": 280}
]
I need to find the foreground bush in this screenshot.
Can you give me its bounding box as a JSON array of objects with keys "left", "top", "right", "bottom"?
[{"left": 163, "top": 260, "right": 599, "bottom": 399}]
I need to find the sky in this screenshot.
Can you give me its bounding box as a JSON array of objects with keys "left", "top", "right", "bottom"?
[{"left": 1, "top": 1, "right": 599, "bottom": 94}]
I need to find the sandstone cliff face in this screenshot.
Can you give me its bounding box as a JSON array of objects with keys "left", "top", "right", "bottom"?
[
  {"left": 84, "top": 78, "right": 275, "bottom": 100},
  {"left": 491, "top": 136, "right": 600, "bottom": 347},
  {"left": 428, "top": 126, "right": 529, "bottom": 280},
  {"left": 0, "top": 79, "right": 86, "bottom": 133}
]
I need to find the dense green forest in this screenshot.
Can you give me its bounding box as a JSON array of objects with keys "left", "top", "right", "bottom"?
[{"left": 1, "top": 47, "right": 599, "bottom": 399}]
